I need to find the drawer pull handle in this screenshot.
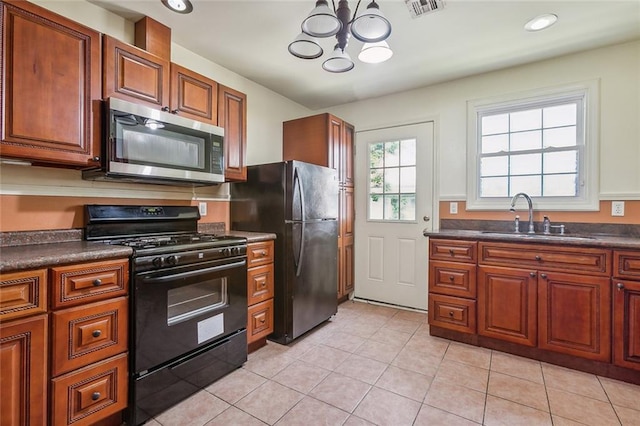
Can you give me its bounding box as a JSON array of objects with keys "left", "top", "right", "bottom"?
[
  {"left": 617, "top": 282, "right": 625, "bottom": 290},
  {"left": 92, "top": 330, "right": 102, "bottom": 338},
  {"left": 540, "top": 273, "right": 547, "bottom": 279},
  {"left": 261, "top": 251, "right": 267, "bottom": 257},
  {"left": 448, "top": 275, "right": 455, "bottom": 281},
  {"left": 260, "top": 318, "right": 266, "bottom": 323},
  {"left": 535, "top": 255, "right": 542, "bottom": 261},
  {"left": 449, "top": 311, "right": 454, "bottom": 317},
  {"left": 530, "top": 272, "right": 536, "bottom": 278},
  {"left": 92, "top": 279, "right": 102, "bottom": 286},
  {"left": 448, "top": 249, "right": 455, "bottom": 256},
  {"left": 91, "top": 392, "right": 101, "bottom": 401}
]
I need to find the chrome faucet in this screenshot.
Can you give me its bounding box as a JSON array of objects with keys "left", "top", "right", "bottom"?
[{"left": 509, "top": 192, "right": 535, "bottom": 234}]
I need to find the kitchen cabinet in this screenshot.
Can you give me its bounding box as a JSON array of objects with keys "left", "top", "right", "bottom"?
[
  {"left": 0, "top": 314, "right": 48, "bottom": 426},
  {"left": 0, "top": 268, "right": 47, "bottom": 321},
  {"left": 283, "top": 113, "right": 354, "bottom": 300},
  {"left": 246, "top": 240, "right": 274, "bottom": 351},
  {"left": 103, "top": 39, "right": 219, "bottom": 125},
  {"left": 428, "top": 239, "right": 477, "bottom": 334},
  {"left": 0, "top": 0, "right": 101, "bottom": 167},
  {"left": 479, "top": 242, "right": 611, "bottom": 361},
  {"left": 218, "top": 84, "right": 247, "bottom": 182},
  {"left": 613, "top": 250, "right": 640, "bottom": 370},
  {"left": 49, "top": 258, "right": 129, "bottom": 426}
]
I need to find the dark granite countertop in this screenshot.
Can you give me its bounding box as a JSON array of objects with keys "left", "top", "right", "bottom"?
[
  {"left": 424, "top": 229, "right": 640, "bottom": 250},
  {"left": 0, "top": 241, "right": 133, "bottom": 273},
  {"left": 226, "top": 231, "right": 277, "bottom": 243}
]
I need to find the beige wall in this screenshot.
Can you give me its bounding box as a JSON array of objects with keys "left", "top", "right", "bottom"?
[{"left": 327, "top": 40, "right": 640, "bottom": 202}]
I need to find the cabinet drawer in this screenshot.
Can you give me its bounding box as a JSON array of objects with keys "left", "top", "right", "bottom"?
[
  {"left": 614, "top": 250, "right": 640, "bottom": 279},
  {"left": 429, "top": 261, "right": 477, "bottom": 298},
  {"left": 247, "top": 299, "right": 274, "bottom": 343},
  {"left": 0, "top": 268, "right": 47, "bottom": 320},
  {"left": 479, "top": 242, "right": 610, "bottom": 276},
  {"left": 51, "top": 297, "right": 128, "bottom": 376},
  {"left": 247, "top": 264, "right": 274, "bottom": 305},
  {"left": 428, "top": 294, "right": 476, "bottom": 334},
  {"left": 247, "top": 240, "right": 274, "bottom": 267},
  {"left": 50, "top": 259, "right": 129, "bottom": 309},
  {"left": 429, "top": 239, "right": 477, "bottom": 263},
  {"left": 51, "top": 353, "right": 128, "bottom": 426}
]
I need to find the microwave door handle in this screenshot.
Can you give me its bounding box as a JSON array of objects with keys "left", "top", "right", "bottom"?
[{"left": 142, "top": 260, "right": 246, "bottom": 283}]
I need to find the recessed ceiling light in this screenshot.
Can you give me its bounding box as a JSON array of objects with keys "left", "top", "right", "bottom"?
[
  {"left": 161, "top": 0, "right": 193, "bottom": 14},
  {"left": 524, "top": 13, "right": 558, "bottom": 31}
]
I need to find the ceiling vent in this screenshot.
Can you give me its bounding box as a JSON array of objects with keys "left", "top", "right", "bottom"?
[{"left": 405, "top": 0, "right": 445, "bottom": 19}]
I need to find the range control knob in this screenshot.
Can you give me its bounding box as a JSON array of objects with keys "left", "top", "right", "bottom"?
[
  {"left": 165, "top": 255, "right": 178, "bottom": 266},
  {"left": 222, "top": 248, "right": 231, "bottom": 256},
  {"left": 152, "top": 257, "right": 163, "bottom": 268}
]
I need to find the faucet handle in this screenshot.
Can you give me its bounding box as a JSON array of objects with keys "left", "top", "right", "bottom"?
[
  {"left": 514, "top": 215, "right": 520, "bottom": 233},
  {"left": 543, "top": 216, "right": 551, "bottom": 234}
]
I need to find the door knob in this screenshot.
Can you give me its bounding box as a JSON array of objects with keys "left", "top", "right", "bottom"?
[{"left": 423, "top": 216, "right": 430, "bottom": 222}]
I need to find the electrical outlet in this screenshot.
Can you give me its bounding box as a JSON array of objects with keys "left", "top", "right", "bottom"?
[
  {"left": 611, "top": 201, "right": 625, "bottom": 217},
  {"left": 450, "top": 202, "right": 458, "bottom": 214},
  {"left": 198, "top": 202, "right": 207, "bottom": 216}
]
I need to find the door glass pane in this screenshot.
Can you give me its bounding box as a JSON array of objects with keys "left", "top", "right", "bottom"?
[
  {"left": 167, "top": 278, "right": 227, "bottom": 326},
  {"left": 368, "top": 139, "right": 417, "bottom": 221}
]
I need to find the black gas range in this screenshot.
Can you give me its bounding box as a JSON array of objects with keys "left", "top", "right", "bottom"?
[{"left": 85, "top": 205, "right": 248, "bottom": 425}]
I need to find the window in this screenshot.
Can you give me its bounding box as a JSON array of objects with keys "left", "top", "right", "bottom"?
[
  {"left": 368, "top": 139, "right": 417, "bottom": 221},
  {"left": 466, "top": 81, "right": 599, "bottom": 210}
]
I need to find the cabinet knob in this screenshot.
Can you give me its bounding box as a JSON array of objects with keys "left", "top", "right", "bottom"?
[
  {"left": 448, "top": 275, "right": 455, "bottom": 281},
  {"left": 530, "top": 272, "right": 536, "bottom": 277},
  {"left": 92, "top": 156, "right": 100, "bottom": 162},
  {"left": 261, "top": 251, "right": 267, "bottom": 257},
  {"left": 535, "top": 255, "right": 542, "bottom": 261},
  {"left": 92, "top": 279, "right": 102, "bottom": 286},
  {"left": 161, "top": 106, "right": 170, "bottom": 112},
  {"left": 617, "top": 282, "right": 625, "bottom": 290},
  {"left": 91, "top": 392, "right": 101, "bottom": 401},
  {"left": 92, "top": 330, "right": 102, "bottom": 338},
  {"left": 448, "top": 311, "right": 454, "bottom": 317},
  {"left": 540, "top": 273, "right": 548, "bottom": 279},
  {"left": 448, "top": 249, "right": 455, "bottom": 256},
  {"left": 171, "top": 109, "right": 179, "bottom": 114},
  {"left": 260, "top": 318, "right": 266, "bottom": 324}
]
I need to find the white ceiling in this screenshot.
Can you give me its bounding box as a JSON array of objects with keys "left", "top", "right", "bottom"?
[{"left": 90, "top": 0, "right": 640, "bottom": 110}]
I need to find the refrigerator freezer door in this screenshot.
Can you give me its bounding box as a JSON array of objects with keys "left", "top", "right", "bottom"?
[{"left": 288, "top": 161, "right": 338, "bottom": 222}]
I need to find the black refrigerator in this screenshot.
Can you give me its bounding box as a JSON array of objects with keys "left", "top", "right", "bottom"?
[{"left": 231, "top": 160, "right": 338, "bottom": 344}]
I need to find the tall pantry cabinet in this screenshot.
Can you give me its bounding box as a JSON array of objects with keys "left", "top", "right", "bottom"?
[{"left": 283, "top": 113, "right": 355, "bottom": 301}]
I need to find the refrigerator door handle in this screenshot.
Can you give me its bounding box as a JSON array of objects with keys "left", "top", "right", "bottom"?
[
  {"left": 295, "top": 222, "right": 306, "bottom": 277},
  {"left": 293, "top": 166, "right": 306, "bottom": 277}
]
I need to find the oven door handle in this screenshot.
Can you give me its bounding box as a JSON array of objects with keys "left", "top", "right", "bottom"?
[{"left": 142, "top": 259, "right": 246, "bottom": 283}]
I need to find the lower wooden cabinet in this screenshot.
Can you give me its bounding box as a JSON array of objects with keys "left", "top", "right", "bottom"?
[
  {"left": 478, "top": 266, "right": 537, "bottom": 347},
  {"left": 538, "top": 271, "right": 611, "bottom": 362},
  {"left": 428, "top": 293, "right": 476, "bottom": 334},
  {"left": 51, "top": 353, "right": 128, "bottom": 426},
  {"left": 0, "top": 314, "right": 48, "bottom": 426},
  {"left": 246, "top": 240, "right": 274, "bottom": 349},
  {"left": 613, "top": 279, "right": 640, "bottom": 370}
]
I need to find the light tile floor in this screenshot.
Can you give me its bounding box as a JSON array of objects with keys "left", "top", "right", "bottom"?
[{"left": 145, "top": 300, "right": 640, "bottom": 426}]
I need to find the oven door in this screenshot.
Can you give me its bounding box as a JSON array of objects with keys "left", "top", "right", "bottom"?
[{"left": 133, "top": 256, "right": 247, "bottom": 374}]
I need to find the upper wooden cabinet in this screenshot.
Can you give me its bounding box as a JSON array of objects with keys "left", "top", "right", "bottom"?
[
  {"left": 283, "top": 113, "right": 354, "bottom": 186},
  {"left": 218, "top": 84, "right": 247, "bottom": 182},
  {"left": 0, "top": 0, "right": 101, "bottom": 167},
  {"left": 103, "top": 35, "right": 170, "bottom": 109},
  {"left": 103, "top": 38, "right": 219, "bottom": 126},
  {"left": 170, "top": 63, "right": 218, "bottom": 125}
]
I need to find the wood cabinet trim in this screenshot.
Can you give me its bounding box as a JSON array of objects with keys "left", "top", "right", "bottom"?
[
  {"left": 613, "top": 279, "right": 640, "bottom": 370},
  {"left": 0, "top": 268, "right": 48, "bottom": 320},
  {"left": 429, "top": 239, "right": 478, "bottom": 263},
  {"left": 429, "top": 260, "right": 477, "bottom": 299}
]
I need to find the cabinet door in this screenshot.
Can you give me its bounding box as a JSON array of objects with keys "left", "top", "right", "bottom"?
[
  {"left": 329, "top": 115, "right": 342, "bottom": 173},
  {"left": 247, "top": 299, "right": 274, "bottom": 343},
  {"left": 0, "top": 314, "right": 47, "bottom": 426},
  {"left": 218, "top": 85, "right": 247, "bottom": 181},
  {"left": 170, "top": 63, "right": 218, "bottom": 125},
  {"left": 103, "top": 35, "right": 170, "bottom": 109},
  {"left": 282, "top": 113, "right": 331, "bottom": 167},
  {"left": 0, "top": 0, "right": 101, "bottom": 166},
  {"left": 538, "top": 271, "right": 611, "bottom": 362},
  {"left": 341, "top": 122, "right": 355, "bottom": 187},
  {"left": 338, "top": 186, "right": 354, "bottom": 299},
  {"left": 613, "top": 279, "right": 640, "bottom": 370},
  {"left": 478, "top": 266, "right": 537, "bottom": 347}
]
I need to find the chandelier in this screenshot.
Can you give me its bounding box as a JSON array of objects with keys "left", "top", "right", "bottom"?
[{"left": 288, "top": 0, "right": 393, "bottom": 73}]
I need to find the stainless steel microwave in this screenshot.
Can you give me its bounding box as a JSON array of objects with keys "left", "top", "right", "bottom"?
[{"left": 83, "top": 98, "right": 224, "bottom": 186}]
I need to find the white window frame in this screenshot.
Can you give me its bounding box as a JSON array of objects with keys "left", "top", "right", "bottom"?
[{"left": 466, "top": 80, "right": 600, "bottom": 211}]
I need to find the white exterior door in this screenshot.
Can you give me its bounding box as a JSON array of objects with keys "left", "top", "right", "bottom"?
[{"left": 354, "top": 122, "right": 435, "bottom": 310}]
